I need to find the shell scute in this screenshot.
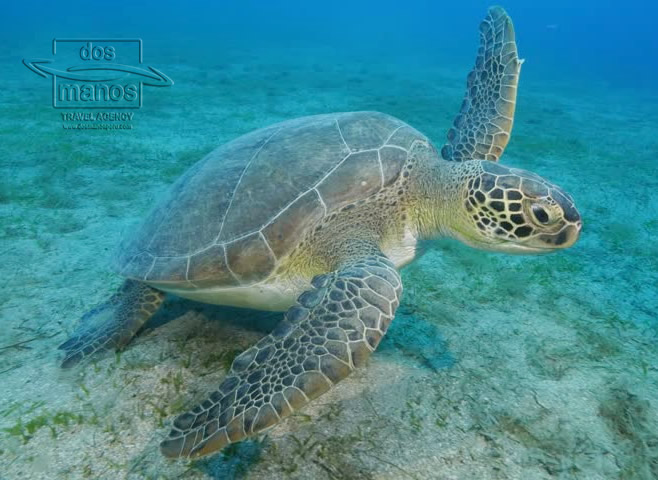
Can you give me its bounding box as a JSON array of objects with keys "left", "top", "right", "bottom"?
[{"left": 116, "top": 112, "right": 425, "bottom": 286}]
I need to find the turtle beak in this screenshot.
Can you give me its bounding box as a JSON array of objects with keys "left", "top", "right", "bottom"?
[
  {"left": 559, "top": 222, "right": 581, "bottom": 248},
  {"left": 537, "top": 218, "right": 581, "bottom": 250},
  {"left": 561, "top": 204, "right": 582, "bottom": 248},
  {"left": 570, "top": 219, "right": 583, "bottom": 245},
  {"left": 547, "top": 187, "right": 582, "bottom": 249}
]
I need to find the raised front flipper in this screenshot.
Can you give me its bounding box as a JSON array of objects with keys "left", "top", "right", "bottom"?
[
  {"left": 442, "top": 6, "right": 523, "bottom": 162},
  {"left": 58, "top": 280, "right": 165, "bottom": 368},
  {"left": 160, "top": 253, "right": 402, "bottom": 458}
]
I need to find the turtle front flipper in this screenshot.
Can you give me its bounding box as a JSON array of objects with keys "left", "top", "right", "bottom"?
[
  {"left": 442, "top": 6, "right": 523, "bottom": 162},
  {"left": 58, "top": 280, "right": 165, "bottom": 368},
  {"left": 160, "top": 252, "right": 402, "bottom": 459}
]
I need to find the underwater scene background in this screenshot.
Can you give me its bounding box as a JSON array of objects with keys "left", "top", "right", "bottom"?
[{"left": 1, "top": 0, "right": 657, "bottom": 478}]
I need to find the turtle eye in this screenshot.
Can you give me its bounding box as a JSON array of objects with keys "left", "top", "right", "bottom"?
[{"left": 531, "top": 204, "right": 550, "bottom": 224}]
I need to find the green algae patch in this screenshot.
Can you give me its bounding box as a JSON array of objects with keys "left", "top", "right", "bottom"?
[{"left": 2, "top": 408, "right": 84, "bottom": 444}]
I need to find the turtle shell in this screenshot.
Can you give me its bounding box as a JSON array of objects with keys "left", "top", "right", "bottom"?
[{"left": 115, "top": 111, "right": 427, "bottom": 287}]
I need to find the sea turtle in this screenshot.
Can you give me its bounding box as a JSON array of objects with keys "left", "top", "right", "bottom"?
[{"left": 59, "top": 6, "right": 581, "bottom": 459}]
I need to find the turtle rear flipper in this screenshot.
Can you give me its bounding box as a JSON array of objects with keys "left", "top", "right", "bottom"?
[
  {"left": 160, "top": 250, "right": 402, "bottom": 459},
  {"left": 58, "top": 280, "right": 165, "bottom": 368}
]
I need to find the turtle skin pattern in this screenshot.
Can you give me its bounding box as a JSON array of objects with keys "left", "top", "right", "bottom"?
[
  {"left": 160, "top": 252, "right": 402, "bottom": 458},
  {"left": 442, "top": 6, "right": 522, "bottom": 162},
  {"left": 58, "top": 280, "right": 165, "bottom": 368}
]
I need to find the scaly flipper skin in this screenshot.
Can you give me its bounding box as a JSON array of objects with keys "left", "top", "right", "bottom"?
[
  {"left": 58, "top": 280, "right": 165, "bottom": 368},
  {"left": 442, "top": 6, "right": 522, "bottom": 162},
  {"left": 160, "top": 252, "right": 402, "bottom": 459}
]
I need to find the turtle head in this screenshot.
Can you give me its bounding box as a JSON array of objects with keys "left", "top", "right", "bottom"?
[{"left": 449, "top": 161, "right": 582, "bottom": 254}]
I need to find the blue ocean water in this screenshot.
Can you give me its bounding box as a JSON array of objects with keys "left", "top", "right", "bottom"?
[
  {"left": 1, "top": 1, "right": 657, "bottom": 479},
  {"left": 3, "top": 0, "right": 658, "bottom": 87}
]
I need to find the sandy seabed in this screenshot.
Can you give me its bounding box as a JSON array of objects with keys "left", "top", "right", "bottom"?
[{"left": 1, "top": 48, "right": 657, "bottom": 479}]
